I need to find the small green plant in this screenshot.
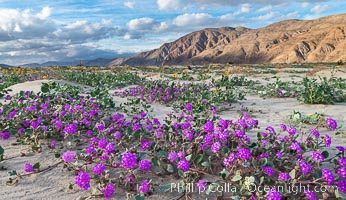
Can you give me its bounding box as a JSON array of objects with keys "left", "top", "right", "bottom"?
[{"left": 298, "top": 77, "right": 345, "bottom": 104}]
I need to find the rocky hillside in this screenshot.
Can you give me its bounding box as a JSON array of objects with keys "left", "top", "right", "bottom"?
[{"left": 109, "top": 13, "right": 346, "bottom": 66}]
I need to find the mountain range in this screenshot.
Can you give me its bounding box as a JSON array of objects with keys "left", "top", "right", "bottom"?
[
  {"left": 16, "top": 58, "right": 115, "bottom": 68},
  {"left": 109, "top": 13, "right": 346, "bottom": 66}
]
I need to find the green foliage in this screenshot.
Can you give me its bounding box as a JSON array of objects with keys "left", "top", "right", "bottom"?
[{"left": 298, "top": 77, "right": 345, "bottom": 104}]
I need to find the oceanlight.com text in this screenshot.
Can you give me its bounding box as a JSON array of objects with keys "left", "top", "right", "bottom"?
[{"left": 170, "top": 182, "right": 340, "bottom": 195}]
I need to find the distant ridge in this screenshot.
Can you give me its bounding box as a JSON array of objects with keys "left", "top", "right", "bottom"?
[
  {"left": 18, "top": 58, "right": 115, "bottom": 68},
  {"left": 109, "top": 13, "right": 346, "bottom": 66},
  {"left": 0, "top": 64, "right": 14, "bottom": 68}
]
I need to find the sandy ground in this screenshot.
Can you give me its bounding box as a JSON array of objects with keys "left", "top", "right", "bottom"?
[{"left": 0, "top": 69, "right": 345, "bottom": 200}]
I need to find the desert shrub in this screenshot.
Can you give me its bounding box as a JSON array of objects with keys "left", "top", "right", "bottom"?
[
  {"left": 298, "top": 77, "right": 345, "bottom": 104},
  {"left": 256, "top": 78, "right": 300, "bottom": 98}
]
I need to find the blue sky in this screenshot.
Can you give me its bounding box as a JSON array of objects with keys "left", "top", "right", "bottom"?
[{"left": 0, "top": 0, "right": 345, "bottom": 65}]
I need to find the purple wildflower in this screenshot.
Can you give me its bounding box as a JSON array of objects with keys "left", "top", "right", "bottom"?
[
  {"left": 196, "top": 180, "right": 207, "bottom": 191},
  {"left": 276, "top": 152, "right": 283, "bottom": 158},
  {"left": 62, "top": 151, "right": 75, "bottom": 163},
  {"left": 203, "top": 120, "right": 214, "bottom": 133},
  {"left": 0, "top": 131, "right": 10, "bottom": 140},
  {"left": 337, "top": 167, "right": 346, "bottom": 178},
  {"left": 266, "top": 189, "right": 281, "bottom": 200},
  {"left": 211, "top": 142, "right": 221, "bottom": 153},
  {"left": 177, "top": 159, "right": 190, "bottom": 172},
  {"left": 105, "top": 142, "right": 115, "bottom": 154},
  {"left": 263, "top": 166, "right": 275, "bottom": 176},
  {"left": 50, "top": 140, "right": 56, "bottom": 148},
  {"left": 287, "top": 127, "right": 297, "bottom": 136},
  {"left": 237, "top": 147, "right": 251, "bottom": 160},
  {"left": 310, "top": 152, "right": 324, "bottom": 162},
  {"left": 24, "top": 163, "right": 34, "bottom": 173},
  {"left": 266, "top": 126, "right": 275, "bottom": 135},
  {"left": 338, "top": 158, "right": 346, "bottom": 166},
  {"left": 337, "top": 180, "right": 346, "bottom": 194},
  {"left": 280, "top": 124, "right": 287, "bottom": 131},
  {"left": 322, "top": 168, "right": 334, "bottom": 185},
  {"left": 299, "top": 161, "right": 312, "bottom": 175},
  {"left": 203, "top": 134, "right": 213, "bottom": 145},
  {"left": 63, "top": 123, "right": 78, "bottom": 135},
  {"left": 183, "top": 130, "right": 193, "bottom": 140},
  {"left": 133, "top": 123, "right": 141, "bottom": 132},
  {"left": 326, "top": 118, "right": 337, "bottom": 130},
  {"left": 181, "top": 122, "right": 191, "bottom": 129},
  {"left": 102, "top": 182, "right": 115, "bottom": 199},
  {"left": 233, "top": 130, "right": 245, "bottom": 138},
  {"left": 168, "top": 151, "right": 178, "bottom": 163},
  {"left": 185, "top": 103, "right": 192, "bottom": 112},
  {"left": 336, "top": 146, "right": 345, "bottom": 152},
  {"left": 93, "top": 163, "right": 106, "bottom": 175},
  {"left": 75, "top": 171, "right": 90, "bottom": 190},
  {"left": 311, "top": 129, "right": 320, "bottom": 138},
  {"left": 290, "top": 141, "right": 301, "bottom": 152},
  {"left": 304, "top": 191, "right": 316, "bottom": 200},
  {"left": 98, "top": 138, "right": 108, "bottom": 149},
  {"left": 138, "top": 159, "right": 152, "bottom": 172},
  {"left": 95, "top": 122, "right": 105, "bottom": 131},
  {"left": 278, "top": 172, "right": 290, "bottom": 181},
  {"left": 141, "top": 140, "right": 151, "bottom": 150},
  {"left": 138, "top": 180, "right": 150, "bottom": 193},
  {"left": 324, "top": 134, "right": 331, "bottom": 147},
  {"left": 121, "top": 152, "right": 137, "bottom": 169},
  {"left": 114, "top": 131, "right": 122, "bottom": 139}
]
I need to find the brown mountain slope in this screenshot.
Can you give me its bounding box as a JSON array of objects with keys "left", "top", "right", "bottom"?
[{"left": 109, "top": 13, "right": 346, "bottom": 66}]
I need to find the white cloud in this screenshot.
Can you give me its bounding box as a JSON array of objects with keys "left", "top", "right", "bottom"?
[
  {"left": 255, "top": 12, "right": 276, "bottom": 20},
  {"left": 123, "top": 1, "right": 135, "bottom": 9},
  {"left": 55, "top": 20, "right": 120, "bottom": 42},
  {"left": 257, "top": 5, "right": 272, "bottom": 12},
  {"left": 126, "top": 17, "right": 158, "bottom": 31},
  {"left": 173, "top": 13, "right": 216, "bottom": 27},
  {"left": 234, "top": 3, "right": 250, "bottom": 15},
  {"left": 311, "top": 4, "right": 327, "bottom": 13},
  {"left": 157, "top": 0, "right": 181, "bottom": 10},
  {"left": 36, "top": 6, "right": 52, "bottom": 20},
  {"left": 285, "top": 11, "right": 299, "bottom": 19},
  {"left": 0, "top": 7, "right": 55, "bottom": 41},
  {"left": 240, "top": 4, "right": 250, "bottom": 13},
  {"left": 301, "top": 2, "right": 309, "bottom": 8}
]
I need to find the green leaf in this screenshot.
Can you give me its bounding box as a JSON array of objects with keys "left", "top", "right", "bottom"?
[
  {"left": 41, "top": 85, "right": 50, "bottom": 93},
  {"left": 178, "top": 169, "right": 185, "bottom": 178},
  {"left": 8, "top": 170, "right": 17, "bottom": 176},
  {"left": 166, "top": 164, "right": 174, "bottom": 173},
  {"left": 138, "top": 152, "right": 147, "bottom": 160},
  {"left": 219, "top": 168, "right": 230, "bottom": 180},
  {"left": 33, "top": 162, "right": 40, "bottom": 170},
  {"left": 206, "top": 184, "right": 216, "bottom": 195},
  {"left": 135, "top": 195, "right": 145, "bottom": 200},
  {"left": 289, "top": 169, "right": 296, "bottom": 179},
  {"left": 231, "top": 175, "right": 242, "bottom": 182},
  {"left": 201, "top": 161, "right": 210, "bottom": 167},
  {"left": 0, "top": 145, "right": 4, "bottom": 156},
  {"left": 54, "top": 153, "right": 61, "bottom": 158},
  {"left": 321, "top": 151, "right": 329, "bottom": 159},
  {"left": 156, "top": 150, "right": 167, "bottom": 158},
  {"left": 159, "top": 184, "right": 172, "bottom": 192},
  {"left": 313, "top": 168, "right": 322, "bottom": 179},
  {"left": 335, "top": 189, "right": 346, "bottom": 199},
  {"left": 151, "top": 158, "right": 160, "bottom": 166},
  {"left": 185, "top": 154, "right": 192, "bottom": 161},
  {"left": 195, "top": 154, "right": 203, "bottom": 164}
]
